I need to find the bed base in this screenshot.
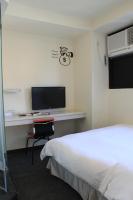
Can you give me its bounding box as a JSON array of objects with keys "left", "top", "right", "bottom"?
[{"left": 47, "top": 158, "right": 108, "bottom": 200}]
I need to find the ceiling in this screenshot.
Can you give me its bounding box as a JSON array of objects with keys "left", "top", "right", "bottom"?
[
  {"left": 11, "top": 0, "right": 125, "bottom": 19},
  {"left": 4, "top": 15, "right": 89, "bottom": 38},
  {"left": 5, "top": 0, "right": 133, "bottom": 37}
]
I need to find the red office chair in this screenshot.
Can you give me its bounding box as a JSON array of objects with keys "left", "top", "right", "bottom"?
[{"left": 26, "top": 118, "right": 54, "bottom": 164}]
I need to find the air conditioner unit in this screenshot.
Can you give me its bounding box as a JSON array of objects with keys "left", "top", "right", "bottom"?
[{"left": 107, "top": 27, "right": 133, "bottom": 57}]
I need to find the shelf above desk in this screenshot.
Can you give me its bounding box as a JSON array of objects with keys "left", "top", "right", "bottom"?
[
  {"left": 5, "top": 111, "right": 86, "bottom": 127},
  {"left": 4, "top": 88, "right": 21, "bottom": 94}
]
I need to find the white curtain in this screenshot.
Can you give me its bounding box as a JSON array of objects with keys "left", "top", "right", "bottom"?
[
  {"left": 0, "top": 0, "right": 9, "bottom": 15},
  {"left": 0, "top": 1, "right": 7, "bottom": 191}
]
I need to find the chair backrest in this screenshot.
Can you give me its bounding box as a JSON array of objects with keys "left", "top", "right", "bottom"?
[{"left": 33, "top": 118, "right": 54, "bottom": 139}]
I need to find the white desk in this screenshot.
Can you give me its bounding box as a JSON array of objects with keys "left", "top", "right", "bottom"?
[{"left": 5, "top": 111, "right": 86, "bottom": 127}]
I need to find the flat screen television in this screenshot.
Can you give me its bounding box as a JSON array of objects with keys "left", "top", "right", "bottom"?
[{"left": 32, "top": 87, "right": 66, "bottom": 110}]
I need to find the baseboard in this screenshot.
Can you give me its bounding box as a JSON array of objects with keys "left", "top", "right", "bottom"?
[{"left": 7, "top": 145, "right": 44, "bottom": 153}]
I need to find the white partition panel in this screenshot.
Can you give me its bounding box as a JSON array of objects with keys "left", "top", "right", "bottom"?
[{"left": 0, "top": 2, "right": 7, "bottom": 192}]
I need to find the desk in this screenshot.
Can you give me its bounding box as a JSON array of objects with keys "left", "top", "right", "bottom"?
[
  {"left": 5, "top": 111, "right": 86, "bottom": 150},
  {"left": 5, "top": 111, "right": 86, "bottom": 127}
]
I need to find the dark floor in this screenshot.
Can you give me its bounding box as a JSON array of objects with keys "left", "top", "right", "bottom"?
[
  {"left": 0, "top": 171, "right": 17, "bottom": 200},
  {"left": 7, "top": 147, "right": 82, "bottom": 200}
]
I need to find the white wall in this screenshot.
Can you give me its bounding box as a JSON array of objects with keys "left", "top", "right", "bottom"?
[
  {"left": 3, "top": 29, "right": 75, "bottom": 113},
  {"left": 3, "top": 29, "right": 78, "bottom": 150},
  {"left": 109, "top": 89, "right": 133, "bottom": 125},
  {"left": 90, "top": 32, "right": 109, "bottom": 128},
  {"left": 74, "top": 33, "right": 92, "bottom": 131},
  {"left": 74, "top": 32, "right": 109, "bottom": 130}
]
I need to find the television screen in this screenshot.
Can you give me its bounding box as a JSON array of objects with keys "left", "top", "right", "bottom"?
[{"left": 32, "top": 87, "right": 66, "bottom": 110}]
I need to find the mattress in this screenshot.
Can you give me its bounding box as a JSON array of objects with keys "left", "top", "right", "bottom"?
[{"left": 41, "top": 125, "right": 133, "bottom": 200}]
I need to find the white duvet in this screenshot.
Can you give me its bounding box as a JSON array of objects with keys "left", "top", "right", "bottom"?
[{"left": 40, "top": 125, "right": 133, "bottom": 200}]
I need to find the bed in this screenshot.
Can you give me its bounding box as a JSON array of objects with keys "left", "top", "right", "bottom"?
[{"left": 40, "top": 125, "right": 133, "bottom": 200}]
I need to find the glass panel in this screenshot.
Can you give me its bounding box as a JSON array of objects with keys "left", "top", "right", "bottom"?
[{"left": 0, "top": 2, "right": 7, "bottom": 192}]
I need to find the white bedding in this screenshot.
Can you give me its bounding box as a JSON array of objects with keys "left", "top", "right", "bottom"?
[{"left": 40, "top": 125, "right": 133, "bottom": 200}]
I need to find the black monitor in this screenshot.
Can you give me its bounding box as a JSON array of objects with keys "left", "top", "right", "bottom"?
[{"left": 32, "top": 87, "right": 66, "bottom": 110}]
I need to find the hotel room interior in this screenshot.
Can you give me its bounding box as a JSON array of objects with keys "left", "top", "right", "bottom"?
[{"left": 1, "top": 0, "right": 133, "bottom": 200}]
